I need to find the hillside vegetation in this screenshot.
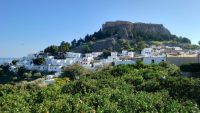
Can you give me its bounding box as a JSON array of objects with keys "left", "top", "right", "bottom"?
[
  {"left": 1, "top": 62, "right": 200, "bottom": 112},
  {"left": 70, "top": 21, "right": 194, "bottom": 53}
]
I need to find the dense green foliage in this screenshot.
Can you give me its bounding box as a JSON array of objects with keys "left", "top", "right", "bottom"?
[
  {"left": 12, "top": 60, "right": 19, "bottom": 65},
  {"left": 98, "top": 49, "right": 111, "bottom": 59},
  {"left": 1, "top": 62, "right": 200, "bottom": 112},
  {"left": 71, "top": 28, "right": 191, "bottom": 51},
  {"left": 73, "top": 29, "right": 191, "bottom": 45},
  {"left": 44, "top": 41, "right": 70, "bottom": 59},
  {"left": 0, "top": 66, "right": 44, "bottom": 84},
  {"left": 62, "top": 64, "right": 90, "bottom": 80},
  {"left": 33, "top": 58, "right": 45, "bottom": 65},
  {"left": 44, "top": 45, "right": 59, "bottom": 56}
]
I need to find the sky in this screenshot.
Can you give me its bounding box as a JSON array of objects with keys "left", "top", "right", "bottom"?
[{"left": 0, "top": 0, "right": 199, "bottom": 58}]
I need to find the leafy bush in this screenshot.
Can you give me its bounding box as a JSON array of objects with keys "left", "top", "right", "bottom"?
[
  {"left": 1, "top": 63, "right": 200, "bottom": 112},
  {"left": 62, "top": 64, "right": 90, "bottom": 80}
]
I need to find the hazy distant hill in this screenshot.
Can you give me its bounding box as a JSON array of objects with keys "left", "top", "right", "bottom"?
[{"left": 70, "top": 21, "right": 192, "bottom": 53}]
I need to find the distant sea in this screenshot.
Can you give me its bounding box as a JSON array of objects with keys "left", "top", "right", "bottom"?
[{"left": 0, "top": 58, "right": 18, "bottom": 65}]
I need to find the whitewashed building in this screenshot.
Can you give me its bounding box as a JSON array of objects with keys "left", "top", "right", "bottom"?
[
  {"left": 121, "top": 50, "right": 134, "bottom": 58},
  {"left": 143, "top": 55, "right": 166, "bottom": 64},
  {"left": 24, "top": 64, "right": 62, "bottom": 72},
  {"left": 114, "top": 60, "right": 136, "bottom": 66},
  {"left": 141, "top": 48, "right": 153, "bottom": 56},
  {"left": 122, "top": 50, "right": 128, "bottom": 56},
  {"left": 65, "top": 52, "right": 81, "bottom": 58},
  {"left": 93, "top": 62, "right": 104, "bottom": 68},
  {"left": 85, "top": 53, "right": 93, "bottom": 57},
  {"left": 46, "top": 75, "right": 54, "bottom": 79},
  {"left": 111, "top": 52, "right": 118, "bottom": 56},
  {"left": 127, "top": 52, "right": 134, "bottom": 58},
  {"left": 45, "top": 57, "right": 79, "bottom": 67},
  {"left": 80, "top": 57, "right": 94, "bottom": 68},
  {"left": 165, "top": 46, "right": 183, "bottom": 51},
  {"left": 101, "top": 55, "right": 120, "bottom": 64},
  {"left": 48, "top": 65, "right": 62, "bottom": 72},
  {"left": 92, "top": 52, "right": 103, "bottom": 58}
]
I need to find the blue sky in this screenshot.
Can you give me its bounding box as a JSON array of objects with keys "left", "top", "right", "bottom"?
[{"left": 0, "top": 0, "right": 199, "bottom": 58}]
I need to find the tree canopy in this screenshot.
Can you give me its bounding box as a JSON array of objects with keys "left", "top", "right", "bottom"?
[
  {"left": 33, "top": 58, "right": 45, "bottom": 65},
  {"left": 44, "top": 41, "right": 71, "bottom": 59},
  {"left": 1, "top": 62, "right": 200, "bottom": 112}
]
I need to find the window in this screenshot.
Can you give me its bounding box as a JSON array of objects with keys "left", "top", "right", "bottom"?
[{"left": 151, "top": 59, "right": 155, "bottom": 63}]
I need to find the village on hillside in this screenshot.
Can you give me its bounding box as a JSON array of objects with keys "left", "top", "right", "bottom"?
[{"left": 3, "top": 45, "right": 199, "bottom": 81}]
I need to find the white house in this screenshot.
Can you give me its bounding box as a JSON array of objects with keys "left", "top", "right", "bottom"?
[
  {"left": 46, "top": 75, "right": 54, "bottom": 79},
  {"left": 114, "top": 60, "right": 136, "bottom": 66},
  {"left": 63, "top": 58, "right": 79, "bottom": 66},
  {"left": 141, "top": 48, "right": 153, "bottom": 56},
  {"left": 29, "top": 65, "right": 40, "bottom": 71},
  {"left": 165, "top": 46, "right": 183, "bottom": 51},
  {"left": 93, "top": 62, "right": 104, "bottom": 68},
  {"left": 85, "top": 53, "right": 93, "bottom": 57},
  {"left": 85, "top": 52, "right": 103, "bottom": 58},
  {"left": 143, "top": 55, "right": 166, "bottom": 64},
  {"left": 174, "top": 47, "right": 183, "bottom": 51},
  {"left": 48, "top": 65, "right": 62, "bottom": 72},
  {"left": 65, "top": 52, "right": 81, "bottom": 58},
  {"left": 111, "top": 52, "right": 118, "bottom": 56},
  {"left": 122, "top": 50, "right": 128, "bottom": 56},
  {"left": 46, "top": 57, "right": 78, "bottom": 66},
  {"left": 101, "top": 55, "right": 120, "bottom": 65},
  {"left": 127, "top": 52, "right": 134, "bottom": 58},
  {"left": 120, "top": 50, "right": 134, "bottom": 58},
  {"left": 80, "top": 57, "right": 94, "bottom": 68},
  {"left": 24, "top": 64, "right": 62, "bottom": 72},
  {"left": 92, "top": 52, "right": 103, "bottom": 58},
  {"left": 107, "top": 55, "right": 119, "bottom": 62},
  {"left": 39, "top": 65, "right": 48, "bottom": 71}
]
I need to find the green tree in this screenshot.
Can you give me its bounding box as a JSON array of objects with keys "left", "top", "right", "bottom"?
[
  {"left": 44, "top": 45, "right": 59, "bottom": 56},
  {"left": 180, "top": 37, "right": 191, "bottom": 44},
  {"left": 82, "top": 44, "right": 92, "bottom": 53},
  {"left": 137, "top": 41, "right": 146, "bottom": 51},
  {"left": 59, "top": 41, "right": 70, "bottom": 53},
  {"left": 12, "top": 60, "right": 19, "bottom": 65},
  {"left": 99, "top": 49, "right": 111, "bottom": 58},
  {"left": 62, "top": 64, "right": 89, "bottom": 80},
  {"left": 33, "top": 58, "right": 45, "bottom": 65},
  {"left": 71, "top": 39, "right": 77, "bottom": 47},
  {"left": 122, "top": 41, "right": 132, "bottom": 50},
  {"left": 33, "top": 72, "right": 42, "bottom": 78},
  {"left": 23, "top": 72, "right": 32, "bottom": 79},
  {"left": 77, "top": 38, "right": 85, "bottom": 46},
  {"left": 0, "top": 68, "right": 3, "bottom": 76}
]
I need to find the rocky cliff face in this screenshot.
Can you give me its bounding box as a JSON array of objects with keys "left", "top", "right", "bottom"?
[{"left": 102, "top": 21, "right": 171, "bottom": 39}]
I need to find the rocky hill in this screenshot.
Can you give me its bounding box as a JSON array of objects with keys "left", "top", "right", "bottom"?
[
  {"left": 102, "top": 21, "right": 171, "bottom": 38},
  {"left": 71, "top": 21, "right": 191, "bottom": 53}
]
